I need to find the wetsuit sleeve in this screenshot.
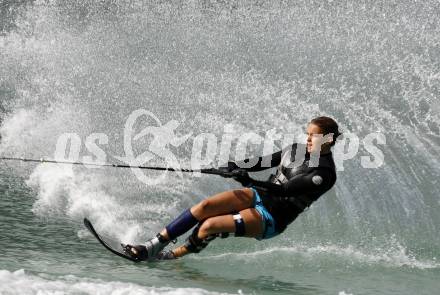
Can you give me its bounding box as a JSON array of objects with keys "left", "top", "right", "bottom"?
[
  {"left": 235, "top": 149, "right": 282, "bottom": 172},
  {"left": 234, "top": 143, "right": 298, "bottom": 172},
  {"left": 251, "top": 168, "right": 332, "bottom": 196}
]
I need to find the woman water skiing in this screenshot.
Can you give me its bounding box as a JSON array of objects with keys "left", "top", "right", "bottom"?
[{"left": 124, "top": 116, "right": 341, "bottom": 261}]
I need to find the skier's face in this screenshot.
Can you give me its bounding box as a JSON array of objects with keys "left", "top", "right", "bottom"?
[{"left": 306, "top": 123, "right": 332, "bottom": 154}]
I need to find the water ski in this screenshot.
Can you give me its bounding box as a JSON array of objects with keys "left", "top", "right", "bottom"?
[{"left": 83, "top": 218, "right": 139, "bottom": 262}]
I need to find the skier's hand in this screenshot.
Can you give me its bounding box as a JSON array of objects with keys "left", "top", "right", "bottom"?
[{"left": 231, "top": 169, "right": 252, "bottom": 187}]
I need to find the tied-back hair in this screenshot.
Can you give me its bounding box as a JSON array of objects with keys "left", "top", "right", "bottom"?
[{"left": 310, "top": 116, "right": 342, "bottom": 146}]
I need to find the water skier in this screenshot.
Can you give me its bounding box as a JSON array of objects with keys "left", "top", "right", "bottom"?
[{"left": 124, "top": 116, "right": 340, "bottom": 261}]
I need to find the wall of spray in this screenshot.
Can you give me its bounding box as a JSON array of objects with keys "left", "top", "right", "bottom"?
[{"left": 1, "top": 0, "right": 439, "bottom": 262}]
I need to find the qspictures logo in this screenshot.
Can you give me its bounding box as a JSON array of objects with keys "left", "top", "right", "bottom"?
[{"left": 54, "top": 109, "right": 386, "bottom": 185}]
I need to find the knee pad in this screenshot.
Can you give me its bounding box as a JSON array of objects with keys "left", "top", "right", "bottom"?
[
  {"left": 184, "top": 223, "right": 217, "bottom": 253},
  {"left": 184, "top": 213, "right": 245, "bottom": 253},
  {"left": 233, "top": 213, "right": 245, "bottom": 237}
]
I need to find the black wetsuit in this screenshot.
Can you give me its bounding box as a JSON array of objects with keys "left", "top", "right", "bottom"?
[{"left": 236, "top": 143, "right": 337, "bottom": 234}]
